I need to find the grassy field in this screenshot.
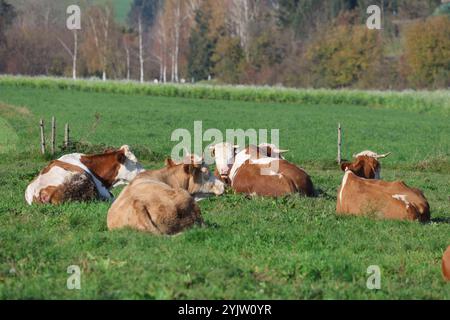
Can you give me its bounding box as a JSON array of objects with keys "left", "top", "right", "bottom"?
[{"left": 0, "top": 80, "right": 449, "bottom": 299}]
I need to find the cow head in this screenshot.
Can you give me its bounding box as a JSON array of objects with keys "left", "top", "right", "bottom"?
[
  {"left": 166, "top": 155, "right": 225, "bottom": 197},
  {"left": 247, "top": 143, "right": 289, "bottom": 161},
  {"left": 114, "top": 145, "right": 145, "bottom": 187},
  {"left": 340, "top": 151, "right": 391, "bottom": 179},
  {"left": 209, "top": 143, "right": 240, "bottom": 180}
]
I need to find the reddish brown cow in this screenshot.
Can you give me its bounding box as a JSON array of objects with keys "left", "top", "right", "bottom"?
[
  {"left": 211, "top": 143, "right": 315, "bottom": 197},
  {"left": 443, "top": 246, "right": 450, "bottom": 282},
  {"left": 336, "top": 170, "right": 430, "bottom": 221},
  {"left": 25, "top": 145, "right": 143, "bottom": 205}
]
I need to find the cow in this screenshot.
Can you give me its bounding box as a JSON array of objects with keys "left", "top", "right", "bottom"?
[
  {"left": 340, "top": 151, "right": 391, "bottom": 179},
  {"left": 443, "top": 246, "right": 450, "bottom": 282},
  {"left": 25, "top": 145, "right": 144, "bottom": 205},
  {"left": 336, "top": 169, "right": 430, "bottom": 221},
  {"left": 210, "top": 143, "right": 315, "bottom": 197},
  {"left": 107, "top": 155, "right": 225, "bottom": 235}
]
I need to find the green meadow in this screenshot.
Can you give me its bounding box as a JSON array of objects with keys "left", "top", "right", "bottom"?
[{"left": 0, "top": 79, "right": 449, "bottom": 299}]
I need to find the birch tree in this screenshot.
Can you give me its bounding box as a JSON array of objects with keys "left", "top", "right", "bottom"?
[
  {"left": 87, "top": 5, "right": 113, "bottom": 81},
  {"left": 58, "top": 30, "right": 78, "bottom": 80}
]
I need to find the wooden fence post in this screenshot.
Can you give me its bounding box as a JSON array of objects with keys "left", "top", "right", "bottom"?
[
  {"left": 51, "top": 116, "right": 56, "bottom": 155},
  {"left": 64, "top": 123, "right": 70, "bottom": 149},
  {"left": 337, "top": 123, "right": 342, "bottom": 164},
  {"left": 40, "top": 119, "right": 46, "bottom": 155}
]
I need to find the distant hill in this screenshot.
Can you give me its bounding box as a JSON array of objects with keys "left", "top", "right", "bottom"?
[
  {"left": 92, "top": 0, "right": 133, "bottom": 24},
  {"left": 7, "top": 0, "right": 134, "bottom": 25}
]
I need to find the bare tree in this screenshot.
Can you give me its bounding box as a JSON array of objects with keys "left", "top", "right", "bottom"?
[
  {"left": 229, "top": 0, "right": 261, "bottom": 61},
  {"left": 58, "top": 30, "right": 78, "bottom": 80},
  {"left": 87, "top": 5, "right": 113, "bottom": 81}
]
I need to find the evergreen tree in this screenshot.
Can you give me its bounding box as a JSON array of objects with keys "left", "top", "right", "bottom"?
[
  {"left": 187, "top": 8, "right": 215, "bottom": 82},
  {"left": 128, "top": 0, "right": 162, "bottom": 28}
]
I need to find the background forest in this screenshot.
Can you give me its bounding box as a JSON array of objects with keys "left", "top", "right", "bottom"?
[{"left": 0, "top": 0, "right": 449, "bottom": 89}]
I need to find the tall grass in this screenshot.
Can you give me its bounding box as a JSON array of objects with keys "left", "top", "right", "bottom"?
[{"left": 0, "top": 75, "right": 449, "bottom": 114}]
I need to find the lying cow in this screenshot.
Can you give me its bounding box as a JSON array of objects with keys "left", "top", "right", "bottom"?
[
  {"left": 340, "top": 151, "right": 391, "bottom": 179},
  {"left": 443, "top": 246, "right": 450, "bottom": 282},
  {"left": 25, "top": 145, "right": 143, "bottom": 205},
  {"left": 210, "top": 143, "right": 315, "bottom": 197},
  {"left": 107, "top": 155, "right": 225, "bottom": 235},
  {"left": 336, "top": 169, "right": 430, "bottom": 221}
]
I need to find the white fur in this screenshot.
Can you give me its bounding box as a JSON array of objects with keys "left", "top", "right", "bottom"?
[
  {"left": 339, "top": 170, "right": 352, "bottom": 204},
  {"left": 58, "top": 154, "right": 112, "bottom": 200},
  {"left": 25, "top": 166, "right": 71, "bottom": 205},
  {"left": 211, "top": 143, "right": 238, "bottom": 176},
  {"left": 392, "top": 194, "right": 410, "bottom": 209}
]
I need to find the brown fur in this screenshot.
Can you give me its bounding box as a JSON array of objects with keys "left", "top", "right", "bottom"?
[
  {"left": 443, "top": 247, "right": 450, "bottom": 282},
  {"left": 229, "top": 146, "right": 314, "bottom": 197},
  {"left": 341, "top": 156, "right": 380, "bottom": 179},
  {"left": 336, "top": 171, "right": 430, "bottom": 221},
  {"left": 80, "top": 150, "right": 126, "bottom": 188},
  {"left": 233, "top": 159, "right": 315, "bottom": 197},
  {"left": 107, "top": 158, "right": 223, "bottom": 235},
  {"left": 36, "top": 173, "right": 99, "bottom": 205}
]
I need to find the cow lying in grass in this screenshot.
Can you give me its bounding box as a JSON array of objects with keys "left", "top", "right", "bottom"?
[
  {"left": 443, "top": 247, "right": 450, "bottom": 282},
  {"left": 210, "top": 143, "right": 315, "bottom": 197},
  {"left": 336, "top": 169, "right": 430, "bottom": 222},
  {"left": 25, "top": 145, "right": 143, "bottom": 205},
  {"left": 107, "top": 155, "right": 225, "bottom": 235}
]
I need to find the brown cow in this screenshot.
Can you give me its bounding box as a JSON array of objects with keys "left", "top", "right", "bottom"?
[
  {"left": 336, "top": 169, "right": 430, "bottom": 221},
  {"left": 341, "top": 151, "right": 391, "bottom": 179},
  {"left": 443, "top": 246, "right": 450, "bottom": 281},
  {"left": 25, "top": 145, "right": 143, "bottom": 205},
  {"left": 107, "top": 156, "right": 225, "bottom": 235},
  {"left": 210, "top": 143, "right": 314, "bottom": 197}
]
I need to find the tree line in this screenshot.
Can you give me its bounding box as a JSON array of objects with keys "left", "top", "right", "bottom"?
[{"left": 0, "top": 0, "right": 448, "bottom": 89}]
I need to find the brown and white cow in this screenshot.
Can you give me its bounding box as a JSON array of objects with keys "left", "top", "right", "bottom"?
[
  {"left": 25, "top": 145, "right": 144, "bottom": 205},
  {"left": 107, "top": 156, "right": 225, "bottom": 235},
  {"left": 340, "top": 151, "right": 391, "bottom": 179},
  {"left": 210, "top": 143, "right": 315, "bottom": 197},
  {"left": 336, "top": 169, "right": 430, "bottom": 221},
  {"left": 443, "top": 246, "right": 450, "bottom": 282}
]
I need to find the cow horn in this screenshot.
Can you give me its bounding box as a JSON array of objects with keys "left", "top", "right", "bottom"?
[
  {"left": 277, "top": 149, "right": 290, "bottom": 154},
  {"left": 375, "top": 152, "right": 391, "bottom": 159}
]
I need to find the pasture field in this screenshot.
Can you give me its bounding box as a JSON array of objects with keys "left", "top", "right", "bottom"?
[{"left": 0, "top": 80, "right": 449, "bottom": 299}]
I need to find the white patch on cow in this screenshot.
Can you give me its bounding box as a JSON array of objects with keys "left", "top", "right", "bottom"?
[
  {"left": 58, "top": 154, "right": 113, "bottom": 200},
  {"left": 229, "top": 149, "right": 251, "bottom": 184},
  {"left": 339, "top": 170, "right": 352, "bottom": 204},
  {"left": 354, "top": 150, "right": 379, "bottom": 158},
  {"left": 25, "top": 166, "right": 71, "bottom": 205},
  {"left": 211, "top": 143, "right": 238, "bottom": 176},
  {"left": 392, "top": 194, "right": 410, "bottom": 209}
]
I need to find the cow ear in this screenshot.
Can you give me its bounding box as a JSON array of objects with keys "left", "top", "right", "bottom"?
[
  {"left": 340, "top": 162, "right": 351, "bottom": 172},
  {"left": 116, "top": 152, "right": 126, "bottom": 164},
  {"left": 165, "top": 158, "right": 176, "bottom": 167}
]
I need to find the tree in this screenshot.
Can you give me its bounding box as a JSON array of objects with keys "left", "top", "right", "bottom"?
[
  {"left": 402, "top": 15, "right": 450, "bottom": 88},
  {"left": 85, "top": 4, "right": 116, "bottom": 81},
  {"left": 129, "top": 0, "right": 162, "bottom": 27},
  {"left": 187, "top": 7, "right": 215, "bottom": 81},
  {"left": 0, "top": 0, "right": 16, "bottom": 71},
  {"left": 211, "top": 36, "right": 244, "bottom": 83}
]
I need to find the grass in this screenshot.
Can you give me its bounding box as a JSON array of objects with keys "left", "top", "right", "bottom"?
[
  {"left": 0, "top": 81, "right": 449, "bottom": 299},
  {"left": 1, "top": 76, "right": 449, "bottom": 116}
]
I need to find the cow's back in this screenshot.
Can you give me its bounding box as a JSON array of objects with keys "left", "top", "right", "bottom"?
[
  {"left": 337, "top": 173, "right": 430, "bottom": 221},
  {"left": 107, "top": 179, "right": 203, "bottom": 235},
  {"left": 443, "top": 247, "right": 450, "bottom": 281},
  {"left": 232, "top": 160, "right": 314, "bottom": 197}
]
